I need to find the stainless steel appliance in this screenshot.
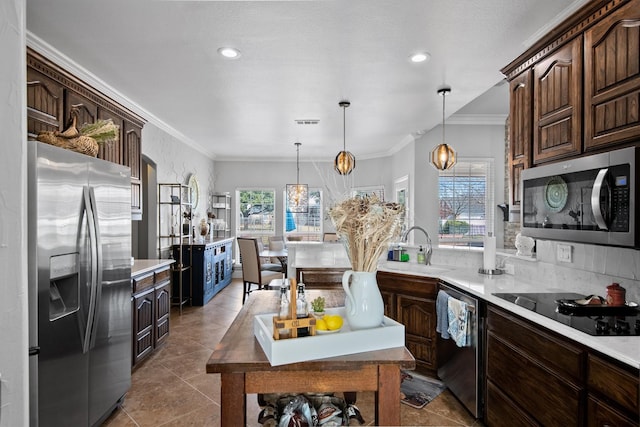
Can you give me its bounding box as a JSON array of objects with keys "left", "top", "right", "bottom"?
[
  {"left": 521, "top": 146, "right": 639, "bottom": 247},
  {"left": 27, "top": 141, "right": 132, "bottom": 426},
  {"left": 493, "top": 292, "right": 640, "bottom": 336},
  {"left": 437, "top": 283, "right": 484, "bottom": 418}
]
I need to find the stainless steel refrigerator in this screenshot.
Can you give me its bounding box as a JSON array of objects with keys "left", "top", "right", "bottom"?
[{"left": 27, "top": 141, "right": 132, "bottom": 426}]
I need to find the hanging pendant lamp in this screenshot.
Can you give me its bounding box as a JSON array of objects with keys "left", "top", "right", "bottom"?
[
  {"left": 431, "top": 87, "right": 457, "bottom": 170},
  {"left": 286, "top": 142, "right": 309, "bottom": 213},
  {"left": 334, "top": 100, "right": 356, "bottom": 175}
]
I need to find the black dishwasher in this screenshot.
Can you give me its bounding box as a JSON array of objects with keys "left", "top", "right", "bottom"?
[{"left": 437, "top": 282, "right": 485, "bottom": 419}]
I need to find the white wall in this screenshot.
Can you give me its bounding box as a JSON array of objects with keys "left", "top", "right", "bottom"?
[
  {"left": 142, "top": 123, "right": 216, "bottom": 227},
  {"left": 214, "top": 156, "right": 394, "bottom": 235},
  {"left": 0, "top": 0, "right": 29, "bottom": 425}
]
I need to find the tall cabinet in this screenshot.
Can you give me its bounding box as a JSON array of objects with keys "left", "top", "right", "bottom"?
[
  {"left": 502, "top": 0, "right": 640, "bottom": 213},
  {"left": 158, "top": 183, "right": 192, "bottom": 314},
  {"left": 26, "top": 49, "right": 145, "bottom": 219}
]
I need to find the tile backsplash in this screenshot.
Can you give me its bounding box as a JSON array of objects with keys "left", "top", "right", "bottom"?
[{"left": 431, "top": 241, "right": 640, "bottom": 303}]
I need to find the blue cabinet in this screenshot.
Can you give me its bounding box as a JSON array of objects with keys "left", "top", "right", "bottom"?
[{"left": 172, "top": 238, "right": 233, "bottom": 306}]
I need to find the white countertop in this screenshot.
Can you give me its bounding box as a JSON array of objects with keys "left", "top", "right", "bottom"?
[
  {"left": 378, "top": 260, "right": 640, "bottom": 370},
  {"left": 131, "top": 259, "right": 175, "bottom": 277}
]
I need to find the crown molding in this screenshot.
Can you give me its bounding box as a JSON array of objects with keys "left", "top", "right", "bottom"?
[{"left": 26, "top": 31, "right": 216, "bottom": 160}]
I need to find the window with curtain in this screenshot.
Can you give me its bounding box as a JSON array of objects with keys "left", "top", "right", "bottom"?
[
  {"left": 283, "top": 188, "right": 322, "bottom": 241},
  {"left": 438, "top": 159, "right": 494, "bottom": 248},
  {"left": 236, "top": 189, "right": 276, "bottom": 239}
]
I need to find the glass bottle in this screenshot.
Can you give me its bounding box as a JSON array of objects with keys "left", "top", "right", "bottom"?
[
  {"left": 279, "top": 283, "right": 290, "bottom": 320},
  {"left": 296, "top": 283, "right": 308, "bottom": 318}
]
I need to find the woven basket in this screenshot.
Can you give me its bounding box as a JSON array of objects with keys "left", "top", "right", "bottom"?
[
  {"left": 36, "top": 114, "right": 99, "bottom": 157},
  {"left": 37, "top": 132, "right": 99, "bottom": 157}
]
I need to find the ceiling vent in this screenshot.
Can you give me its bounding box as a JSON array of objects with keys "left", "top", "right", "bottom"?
[{"left": 295, "top": 119, "right": 320, "bottom": 125}]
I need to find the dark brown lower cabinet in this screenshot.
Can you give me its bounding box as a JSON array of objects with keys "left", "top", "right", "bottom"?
[
  {"left": 296, "top": 267, "right": 347, "bottom": 289},
  {"left": 377, "top": 271, "right": 439, "bottom": 377},
  {"left": 486, "top": 305, "right": 639, "bottom": 426},
  {"left": 132, "top": 266, "right": 171, "bottom": 368}
]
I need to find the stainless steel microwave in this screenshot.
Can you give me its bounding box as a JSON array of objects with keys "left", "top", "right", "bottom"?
[{"left": 520, "top": 147, "right": 639, "bottom": 248}]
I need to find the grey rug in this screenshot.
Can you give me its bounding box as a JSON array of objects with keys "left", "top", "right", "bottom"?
[{"left": 400, "top": 371, "right": 447, "bottom": 409}]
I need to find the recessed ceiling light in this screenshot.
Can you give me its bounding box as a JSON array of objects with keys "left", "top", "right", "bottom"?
[
  {"left": 410, "top": 52, "right": 430, "bottom": 63},
  {"left": 218, "top": 47, "right": 241, "bottom": 59}
]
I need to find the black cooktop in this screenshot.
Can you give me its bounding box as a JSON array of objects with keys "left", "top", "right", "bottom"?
[{"left": 492, "top": 292, "right": 640, "bottom": 336}]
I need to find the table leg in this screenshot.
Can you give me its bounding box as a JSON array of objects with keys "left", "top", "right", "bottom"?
[
  {"left": 278, "top": 256, "right": 287, "bottom": 276},
  {"left": 376, "top": 364, "right": 401, "bottom": 426},
  {"left": 221, "top": 372, "right": 246, "bottom": 426}
]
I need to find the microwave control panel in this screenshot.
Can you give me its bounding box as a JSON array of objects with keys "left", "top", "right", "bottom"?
[{"left": 610, "top": 164, "right": 630, "bottom": 232}]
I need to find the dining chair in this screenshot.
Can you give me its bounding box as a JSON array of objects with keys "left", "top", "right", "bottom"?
[
  {"left": 268, "top": 235, "right": 286, "bottom": 251},
  {"left": 237, "top": 237, "right": 283, "bottom": 304}
]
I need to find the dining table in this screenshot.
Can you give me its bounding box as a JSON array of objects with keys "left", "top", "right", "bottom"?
[
  {"left": 259, "top": 248, "right": 288, "bottom": 273},
  {"left": 206, "top": 289, "right": 416, "bottom": 426}
]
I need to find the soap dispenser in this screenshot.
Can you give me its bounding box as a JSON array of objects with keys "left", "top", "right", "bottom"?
[{"left": 417, "top": 245, "right": 426, "bottom": 264}]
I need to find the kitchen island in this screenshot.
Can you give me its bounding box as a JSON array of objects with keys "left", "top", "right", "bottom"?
[{"left": 206, "top": 289, "right": 415, "bottom": 426}]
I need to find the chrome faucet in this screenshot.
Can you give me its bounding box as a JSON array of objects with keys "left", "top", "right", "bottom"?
[{"left": 400, "top": 226, "right": 433, "bottom": 265}]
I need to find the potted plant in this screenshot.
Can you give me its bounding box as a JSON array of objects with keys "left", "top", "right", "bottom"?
[{"left": 310, "top": 296, "right": 325, "bottom": 318}]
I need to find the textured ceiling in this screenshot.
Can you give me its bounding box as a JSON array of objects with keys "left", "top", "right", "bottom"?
[{"left": 26, "top": 0, "right": 587, "bottom": 161}]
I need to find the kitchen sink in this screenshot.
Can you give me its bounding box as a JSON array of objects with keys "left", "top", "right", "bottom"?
[{"left": 380, "top": 261, "right": 452, "bottom": 275}]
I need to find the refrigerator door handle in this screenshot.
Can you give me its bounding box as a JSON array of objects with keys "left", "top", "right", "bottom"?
[
  {"left": 87, "top": 187, "right": 103, "bottom": 350},
  {"left": 82, "top": 186, "right": 99, "bottom": 354}
]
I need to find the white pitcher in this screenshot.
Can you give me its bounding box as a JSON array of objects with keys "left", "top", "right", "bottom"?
[{"left": 342, "top": 270, "right": 384, "bottom": 330}]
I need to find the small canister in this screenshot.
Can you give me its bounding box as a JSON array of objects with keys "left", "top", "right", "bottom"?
[{"left": 606, "top": 283, "right": 626, "bottom": 306}]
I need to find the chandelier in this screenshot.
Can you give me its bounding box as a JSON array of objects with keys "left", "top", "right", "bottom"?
[
  {"left": 430, "top": 87, "right": 457, "bottom": 170},
  {"left": 334, "top": 100, "right": 356, "bottom": 175},
  {"left": 286, "top": 142, "right": 309, "bottom": 213}
]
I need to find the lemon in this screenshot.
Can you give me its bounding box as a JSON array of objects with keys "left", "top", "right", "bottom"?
[
  {"left": 324, "top": 314, "right": 343, "bottom": 330},
  {"left": 315, "top": 318, "right": 328, "bottom": 331}
]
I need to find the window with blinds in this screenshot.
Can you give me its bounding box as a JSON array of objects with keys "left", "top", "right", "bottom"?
[{"left": 438, "top": 159, "right": 494, "bottom": 248}]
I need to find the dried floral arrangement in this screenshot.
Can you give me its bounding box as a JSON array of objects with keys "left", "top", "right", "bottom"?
[
  {"left": 37, "top": 115, "right": 120, "bottom": 157},
  {"left": 328, "top": 194, "right": 404, "bottom": 272}
]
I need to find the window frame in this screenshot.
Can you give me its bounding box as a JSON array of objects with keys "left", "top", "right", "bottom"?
[
  {"left": 282, "top": 187, "right": 323, "bottom": 241},
  {"left": 235, "top": 188, "right": 277, "bottom": 238},
  {"left": 437, "top": 158, "right": 494, "bottom": 249}
]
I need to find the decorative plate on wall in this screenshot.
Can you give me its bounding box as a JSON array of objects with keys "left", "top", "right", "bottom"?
[
  {"left": 543, "top": 175, "right": 568, "bottom": 213},
  {"left": 188, "top": 174, "right": 200, "bottom": 209}
]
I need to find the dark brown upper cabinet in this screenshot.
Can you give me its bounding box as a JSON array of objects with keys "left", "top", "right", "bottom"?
[{"left": 584, "top": 0, "right": 640, "bottom": 151}]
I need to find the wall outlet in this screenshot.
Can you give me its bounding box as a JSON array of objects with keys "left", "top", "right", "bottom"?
[
  {"left": 503, "top": 263, "right": 515, "bottom": 275},
  {"left": 557, "top": 244, "right": 572, "bottom": 263}
]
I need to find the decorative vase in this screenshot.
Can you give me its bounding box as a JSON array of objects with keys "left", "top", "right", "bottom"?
[
  {"left": 199, "top": 219, "right": 210, "bottom": 239},
  {"left": 342, "top": 270, "right": 384, "bottom": 330}
]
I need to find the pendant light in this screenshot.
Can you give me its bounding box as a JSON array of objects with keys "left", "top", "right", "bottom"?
[
  {"left": 431, "top": 87, "right": 457, "bottom": 170},
  {"left": 286, "top": 142, "right": 309, "bottom": 213},
  {"left": 334, "top": 100, "right": 356, "bottom": 175}
]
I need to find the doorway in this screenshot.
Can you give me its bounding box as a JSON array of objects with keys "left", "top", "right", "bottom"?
[{"left": 132, "top": 155, "right": 158, "bottom": 259}]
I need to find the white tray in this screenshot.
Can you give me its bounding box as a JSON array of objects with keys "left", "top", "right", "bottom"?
[{"left": 253, "top": 307, "right": 405, "bottom": 366}]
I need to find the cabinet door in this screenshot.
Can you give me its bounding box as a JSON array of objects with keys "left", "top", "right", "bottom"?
[
  {"left": 486, "top": 306, "right": 585, "bottom": 426},
  {"left": 26, "top": 68, "right": 64, "bottom": 140},
  {"left": 396, "top": 294, "right": 437, "bottom": 375},
  {"left": 204, "top": 247, "right": 215, "bottom": 298},
  {"left": 298, "top": 268, "right": 346, "bottom": 289},
  {"left": 587, "top": 395, "right": 638, "bottom": 427},
  {"left": 509, "top": 69, "right": 532, "bottom": 208},
  {"left": 584, "top": 0, "right": 640, "bottom": 151},
  {"left": 65, "top": 90, "right": 98, "bottom": 131},
  {"left": 97, "top": 107, "right": 124, "bottom": 165},
  {"left": 132, "top": 287, "right": 154, "bottom": 366},
  {"left": 533, "top": 37, "right": 583, "bottom": 164},
  {"left": 380, "top": 289, "right": 395, "bottom": 319},
  {"left": 154, "top": 281, "right": 171, "bottom": 348},
  {"left": 123, "top": 120, "right": 143, "bottom": 217}
]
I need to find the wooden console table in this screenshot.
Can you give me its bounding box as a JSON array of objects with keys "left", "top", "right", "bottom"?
[{"left": 206, "top": 289, "right": 415, "bottom": 426}]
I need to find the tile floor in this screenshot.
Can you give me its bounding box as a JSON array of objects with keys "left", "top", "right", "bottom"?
[{"left": 103, "top": 278, "right": 484, "bottom": 426}]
